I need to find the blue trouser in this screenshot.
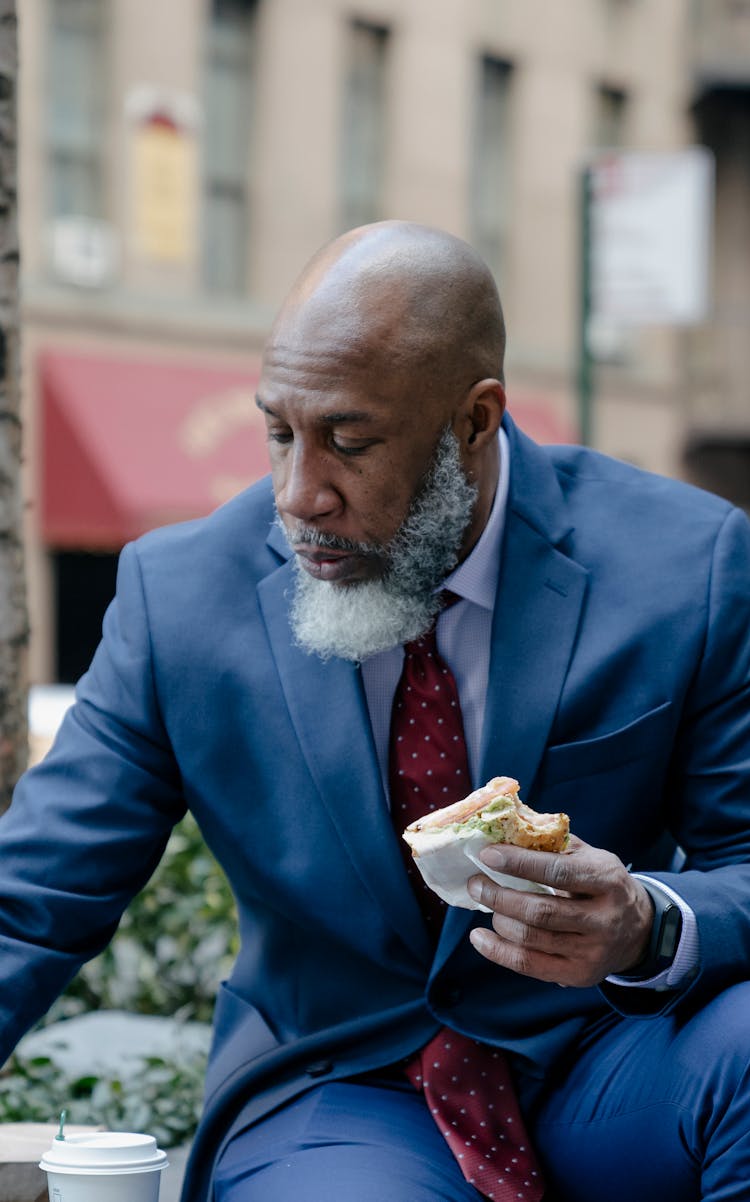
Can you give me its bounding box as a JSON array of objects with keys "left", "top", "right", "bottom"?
[{"left": 213, "top": 982, "right": 750, "bottom": 1201}]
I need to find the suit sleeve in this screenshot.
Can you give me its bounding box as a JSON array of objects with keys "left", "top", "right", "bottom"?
[
  {"left": 604, "top": 505, "right": 750, "bottom": 1016},
  {"left": 0, "top": 541, "right": 185, "bottom": 1061}
]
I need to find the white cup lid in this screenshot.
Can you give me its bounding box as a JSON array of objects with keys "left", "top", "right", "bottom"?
[{"left": 40, "top": 1132, "right": 168, "bottom": 1174}]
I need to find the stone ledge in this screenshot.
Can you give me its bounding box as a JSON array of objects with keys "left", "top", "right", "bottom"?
[{"left": 0, "top": 1124, "right": 101, "bottom": 1202}]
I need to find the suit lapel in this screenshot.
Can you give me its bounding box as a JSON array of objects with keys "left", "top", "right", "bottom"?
[
  {"left": 478, "top": 528, "right": 589, "bottom": 797},
  {"left": 437, "top": 419, "right": 589, "bottom": 967},
  {"left": 257, "top": 553, "right": 432, "bottom": 963}
]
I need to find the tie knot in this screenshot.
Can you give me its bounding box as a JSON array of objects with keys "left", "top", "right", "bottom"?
[
  {"left": 403, "top": 592, "right": 460, "bottom": 658},
  {"left": 404, "top": 628, "right": 438, "bottom": 659}
]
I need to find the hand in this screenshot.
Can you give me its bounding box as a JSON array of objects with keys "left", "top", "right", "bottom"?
[{"left": 466, "top": 835, "right": 655, "bottom": 988}]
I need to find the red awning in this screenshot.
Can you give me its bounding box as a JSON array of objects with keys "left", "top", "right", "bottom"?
[
  {"left": 41, "top": 349, "right": 268, "bottom": 548},
  {"left": 40, "top": 350, "right": 577, "bottom": 550}
]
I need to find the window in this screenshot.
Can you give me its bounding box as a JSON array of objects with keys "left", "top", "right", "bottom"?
[
  {"left": 339, "top": 20, "right": 390, "bottom": 231},
  {"left": 470, "top": 57, "right": 514, "bottom": 284},
  {"left": 46, "top": 0, "right": 108, "bottom": 220},
  {"left": 594, "top": 85, "right": 628, "bottom": 149},
  {"left": 202, "top": 0, "right": 257, "bottom": 294}
]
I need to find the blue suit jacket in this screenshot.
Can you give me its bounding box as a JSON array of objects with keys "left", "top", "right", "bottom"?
[{"left": 2, "top": 417, "right": 750, "bottom": 1200}]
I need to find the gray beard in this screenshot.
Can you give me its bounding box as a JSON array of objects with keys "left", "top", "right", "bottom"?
[{"left": 282, "top": 426, "right": 478, "bottom": 662}]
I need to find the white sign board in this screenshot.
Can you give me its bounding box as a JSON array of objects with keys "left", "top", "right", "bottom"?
[
  {"left": 49, "top": 216, "right": 119, "bottom": 288},
  {"left": 589, "top": 148, "right": 713, "bottom": 325}
]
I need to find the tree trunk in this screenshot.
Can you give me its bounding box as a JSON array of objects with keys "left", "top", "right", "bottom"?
[{"left": 0, "top": 0, "right": 28, "bottom": 814}]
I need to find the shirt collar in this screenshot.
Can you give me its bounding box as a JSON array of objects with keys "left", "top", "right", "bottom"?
[{"left": 443, "top": 428, "right": 509, "bottom": 612}]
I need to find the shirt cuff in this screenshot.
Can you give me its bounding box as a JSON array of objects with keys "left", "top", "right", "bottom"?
[{"left": 606, "top": 873, "right": 700, "bottom": 991}]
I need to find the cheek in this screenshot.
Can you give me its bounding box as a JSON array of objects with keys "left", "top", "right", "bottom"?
[
  {"left": 355, "top": 477, "right": 413, "bottom": 542},
  {"left": 356, "top": 439, "right": 441, "bottom": 541}
]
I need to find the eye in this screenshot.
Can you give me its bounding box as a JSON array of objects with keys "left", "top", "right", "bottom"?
[
  {"left": 266, "top": 427, "right": 293, "bottom": 446},
  {"left": 330, "top": 436, "right": 377, "bottom": 457}
]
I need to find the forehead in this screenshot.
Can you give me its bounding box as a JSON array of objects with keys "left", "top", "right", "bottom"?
[
  {"left": 258, "top": 328, "right": 430, "bottom": 425},
  {"left": 257, "top": 271, "right": 460, "bottom": 425}
]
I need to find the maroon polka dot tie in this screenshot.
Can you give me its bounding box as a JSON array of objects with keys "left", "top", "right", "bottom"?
[{"left": 389, "top": 620, "right": 544, "bottom": 1202}]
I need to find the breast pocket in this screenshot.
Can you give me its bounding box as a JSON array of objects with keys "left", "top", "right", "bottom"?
[
  {"left": 533, "top": 702, "right": 676, "bottom": 856},
  {"left": 541, "top": 700, "right": 675, "bottom": 785}
]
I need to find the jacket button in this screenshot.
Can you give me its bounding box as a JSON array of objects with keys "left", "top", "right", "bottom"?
[{"left": 305, "top": 1059, "right": 334, "bottom": 1077}]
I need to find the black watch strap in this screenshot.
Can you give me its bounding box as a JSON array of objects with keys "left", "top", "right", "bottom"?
[{"left": 618, "top": 879, "right": 683, "bottom": 981}]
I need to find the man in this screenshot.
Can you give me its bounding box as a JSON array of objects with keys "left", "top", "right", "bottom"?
[{"left": 2, "top": 221, "right": 750, "bottom": 1201}]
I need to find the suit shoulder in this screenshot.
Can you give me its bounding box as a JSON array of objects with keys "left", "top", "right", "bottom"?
[{"left": 547, "top": 443, "right": 734, "bottom": 524}]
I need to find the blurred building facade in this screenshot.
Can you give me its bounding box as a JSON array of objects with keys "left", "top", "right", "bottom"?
[
  {"left": 685, "top": 0, "right": 750, "bottom": 509},
  {"left": 16, "top": 0, "right": 746, "bottom": 684}
]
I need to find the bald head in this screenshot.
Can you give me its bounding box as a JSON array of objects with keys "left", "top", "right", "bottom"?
[
  {"left": 259, "top": 222, "right": 507, "bottom": 577},
  {"left": 267, "top": 221, "right": 506, "bottom": 395}
]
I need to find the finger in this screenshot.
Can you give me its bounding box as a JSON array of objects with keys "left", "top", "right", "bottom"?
[
  {"left": 478, "top": 837, "right": 619, "bottom": 896},
  {"left": 469, "top": 926, "right": 573, "bottom": 984},
  {"left": 469, "top": 925, "right": 608, "bottom": 988},
  {"left": 467, "top": 874, "right": 598, "bottom": 934},
  {"left": 488, "top": 910, "right": 584, "bottom": 958}
]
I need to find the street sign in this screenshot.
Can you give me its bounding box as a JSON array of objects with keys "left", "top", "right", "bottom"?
[{"left": 589, "top": 147, "right": 714, "bottom": 325}]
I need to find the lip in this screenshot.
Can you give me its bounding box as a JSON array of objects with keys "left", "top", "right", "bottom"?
[{"left": 293, "top": 547, "right": 360, "bottom": 583}]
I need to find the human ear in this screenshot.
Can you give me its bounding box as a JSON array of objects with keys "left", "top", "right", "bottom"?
[{"left": 459, "top": 379, "right": 506, "bottom": 453}]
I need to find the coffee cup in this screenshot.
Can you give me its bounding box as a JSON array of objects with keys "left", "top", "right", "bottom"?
[{"left": 39, "top": 1131, "right": 169, "bottom": 1202}]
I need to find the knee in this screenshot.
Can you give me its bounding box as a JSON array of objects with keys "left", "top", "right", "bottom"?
[
  {"left": 675, "top": 982, "right": 750, "bottom": 1089},
  {"left": 683, "top": 981, "right": 750, "bottom": 1042}
]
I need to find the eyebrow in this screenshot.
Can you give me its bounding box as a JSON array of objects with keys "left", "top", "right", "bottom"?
[{"left": 255, "top": 396, "right": 375, "bottom": 425}]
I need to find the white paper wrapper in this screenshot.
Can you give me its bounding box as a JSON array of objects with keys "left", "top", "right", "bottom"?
[{"left": 403, "top": 825, "right": 555, "bottom": 911}]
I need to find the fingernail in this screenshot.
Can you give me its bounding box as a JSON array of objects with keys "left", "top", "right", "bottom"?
[
  {"left": 480, "top": 846, "right": 504, "bottom": 868},
  {"left": 467, "top": 877, "right": 483, "bottom": 901},
  {"left": 470, "top": 928, "right": 492, "bottom": 954}
]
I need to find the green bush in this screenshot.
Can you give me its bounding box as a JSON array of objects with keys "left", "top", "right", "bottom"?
[
  {"left": 0, "top": 1052, "right": 206, "bottom": 1149},
  {"left": 49, "top": 811, "right": 239, "bottom": 1024},
  {"left": 0, "top": 812, "right": 237, "bottom": 1145}
]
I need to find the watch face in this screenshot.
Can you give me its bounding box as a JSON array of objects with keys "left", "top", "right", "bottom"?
[{"left": 660, "top": 905, "right": 681, "bottom": 962}]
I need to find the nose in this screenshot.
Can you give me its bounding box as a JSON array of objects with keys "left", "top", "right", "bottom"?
[{"left": 274, "top": 441, "right": 342, "bottom": 525}]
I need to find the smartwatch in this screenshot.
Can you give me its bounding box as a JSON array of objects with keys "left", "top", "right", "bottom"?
[{"left": 619, "top": 880, "right": 683, "bottom": 981}]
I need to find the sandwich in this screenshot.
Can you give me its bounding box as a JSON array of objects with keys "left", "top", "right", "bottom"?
[{"left": 402, "top": 776, "right": 569, "bottom": 911}]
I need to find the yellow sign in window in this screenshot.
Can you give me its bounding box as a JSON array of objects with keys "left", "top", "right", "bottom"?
[{"left": 132, "top": 116, "right": 197, "bottom": 263}]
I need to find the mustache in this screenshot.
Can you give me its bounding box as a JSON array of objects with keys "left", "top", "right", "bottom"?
[{"left": 278, "top": 518, "right": 385, "bottom": 559}]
